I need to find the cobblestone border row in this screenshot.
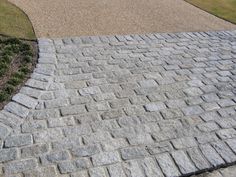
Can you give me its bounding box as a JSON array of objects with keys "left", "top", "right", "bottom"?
[{"left": 0, "top": 30, "right": 235, "bottom": 176}]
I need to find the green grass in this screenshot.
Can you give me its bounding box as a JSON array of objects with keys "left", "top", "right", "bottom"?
[
  {"left": 0, "top": 0, "right": 36, "bottom": 40},
  {"left": 186, "top": 0, "right": 236, "bottom": 24}
]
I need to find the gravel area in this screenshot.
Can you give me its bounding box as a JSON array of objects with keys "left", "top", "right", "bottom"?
[{"left": 9, "top": 0, "right": 236, "bottom": 38}]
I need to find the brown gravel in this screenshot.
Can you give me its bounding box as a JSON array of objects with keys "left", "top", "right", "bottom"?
[{"left": 9, "top": 0, "right": 236, "bottom": 38}]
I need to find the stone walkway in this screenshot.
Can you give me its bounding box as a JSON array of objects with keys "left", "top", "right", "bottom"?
[{"left": 0, "top": 30, "right": 236, "bottom": 177}]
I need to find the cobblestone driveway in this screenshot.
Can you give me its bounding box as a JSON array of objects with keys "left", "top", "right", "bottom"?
[{"left": 0, "top": 30, "right": 236, "bottom": 177}]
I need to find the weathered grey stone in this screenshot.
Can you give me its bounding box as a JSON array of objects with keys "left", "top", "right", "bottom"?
[
  {"left": 0, "top": 148, "right": 17, "bottom": 163},
  {"left": 226, "top": 138, "right": 236, "bottom": 154},
  {"left": 61, "top": 105, "right": 87, "bottom": 116},
  {"left": 4, "top": 102, "right": 29, "bottom": 118},
  {"left": 63, "top": 125, "right": 92, "bottom": 136},
  {"left": 107, "top": 163, "right": 126, "bottom": 177},
  {"left": 89, "top": 167, "right": 107, "bottom": 177},
  {"left": 71, "top": 145, "right": 100, "bottom": 157},
  {"left": 21, "top": 120, "right": 47, "bottom": 133},
  {"left": 200, "top": 144, "right": 225, "bottom": 167},
  {"left": 21, "top": 144, "right": 49, "bottom": 158},
  {"left": 144, "top": 102, "right": 166, "bottom": 112},
  {"left": 79, "top": 86, "right": 101, "bottom": 96},
  {"left": 75, "top": 158, "right": 91, "bottom": 169},
  {"left": 216, "top": 128, "right": 236, "bottom": 139},
  {"left": 5, "top": 134, "right": 32, "bottom": 147},
  {"left": 171, "top": 150, "right": 197, "bottom": 175},
  {"left": 33, "top": 129, "right": 64, "bottom": 143},
  {"left": 187, "top": 147, "right": 211, "bottom": 170},
  {"left": 92, "top": 151, "right": 121, "bottom": 166},
  {"left": 0, "top": 123, "right": 10, "bottom": 139},
  {"left": 23, "top": 166, "right": 57, "bottom": 177},
  {"left": 4, "top": 159, "right": 37, "bottom": 174},
  {"left": 12, "top": 93, "right": 38, "bottom": 109},
  {"left": 147, "top": 142, "right": 173, "bottom": 155},
  {"left": 211, "top": 141, "right": 236, "bottom": 163},
  {"left": 182, "top": 105, "right": 204, "bottom": 116},
  {"left": 58, "top": 161, "right": 77, "bottom": 174},
  {"left": 123, "top": 160, "right": 145, "bottom": 177},
  {"left": 171, "top": 137, "right": 197, "bottom": 149},
  {"left": 156, "top": 153, "right": 181, "bottom": 177},
  {"left": 139, "top": 157, "right": 164, "bottom": 177},
  {"left": 121, "top": 147, "right": 149, "bottom": 160}
]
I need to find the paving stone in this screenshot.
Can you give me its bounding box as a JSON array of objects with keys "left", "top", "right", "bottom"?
[
  {"left": 1, "top": 31, "right": 236, "bottom": 177},
  {"left": 123, "top": 160, "right": 145, "bottom": 177},
  {"left": 71, "top": 145, "right": 100, "bottom": 157},
  {"left": 21, "top": 144, "right": 49, "bottom": 158},
  {"left": 171, "top": 150, "right": 197, "bottom": 175},
  {"left": 0, "top": 123, "right": 10, "bottom": 139},
  {"left": 144, "top": 102, "right": 166, "bottom": 112},
  {"left": 216, "top": 128, "right": 236, "bottom": 139},
  {"left": 184, "top": 87, "right": 203, "bottom": 97},
  {"left": 0, "top": 148, "right": 17, "bottom": 163},
  {"left": 75, "top": 158, "right": 91, "bottom": 169},
  {"left": 4, "top": 159, "right": 37, "bottom": 174},
  {"left": 139, "top": 157, "right": 164, "bottom": 177},
  {"left": 197, "top": 122, "right": 219, "bottom": 132},
  {"left": 61, "top": 105, "right": 87, "bottom": 116},
  {"left": 92, "top": 151, "right": 121, "bottom": 166},
  {"left": 156, "top": 153, "right": 181, "bottom": 177},
  {"left": 79, "top": 86, "right": 101, "bottom": 96},
  {"left": 89, "top": 167, "right": 107, "bottom": 177},
  {"left": 187, "top": 147, "right": 211, "bottom": 170},
  {"left": 107, "top": 164, "right": 126, "bottom": 177},
  {"left": 211, "top": 141, "right": 236, "bottom": 163},
  {"left": 226, "top": 138, "right": 236, "bottom": 154},
  {"left": 45, "top": 99, "right": 69, "bottom": 108},
  {"left": 12, "top": 93, "right": 38, "bottom": 109},
  {"left": 200, "top": 144, "right": 225, "bottom": 167},
  {"left": 21, "top": 120, "right": 47, "bottom": 133},
  {"left": 4, "top": 102, "right": 29, "bottom": 118},
  {"left": 58, "top": 161, "right": 77, "bottom": 174},
  {"left": 5, "top": 134, "right": 32, "bottom": 147},
  {"left": 120, "top": 147, "right": 149, "bottom": 160},
  {"left": 182, "top": 105, "right": 204, "bottom": 116},
  {"left": 171, "top": 137, "right": 197, "bottom": 149},
  {"left": 41, "top": 151, "right": 70, "bottom": 164},
  {"left": 23, "top": 166, "right": 57, "bottom": 177}
]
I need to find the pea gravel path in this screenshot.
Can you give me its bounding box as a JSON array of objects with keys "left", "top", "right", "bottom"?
[
  {"left": 8, "top": 0, "right": 236, "bottom": 38},
  {"left": 1, "top": 30, "right": 236, "bottom": 176}
]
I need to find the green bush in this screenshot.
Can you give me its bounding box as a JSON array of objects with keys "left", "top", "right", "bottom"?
[
  {"left": 13, "top": 72, "right": 25, "bottom": 79},
  {"left": 4, "top": 84, "right": 15, "bottom": 94},
  {"left": 19, "top": 66, "right": 30, "bottom": 74},
  {"left": 22, "top": 55, "right": 31, "bottom": 63},
  {"left": 20, "top": 43, "right": 30, "bottom": 52},
  {"left": 0, "top": 92, "right": 9, "bottom": 102},
  {"left": 7, "top": 77, "right": 22, "bottom": 86}
]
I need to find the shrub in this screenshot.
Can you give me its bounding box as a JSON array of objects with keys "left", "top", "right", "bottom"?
[
  {"left": 4, "top": 84, "right": 15, "bottom": 94},
  {"left": 7, "top": 77, "right": 22, "bottom": 86},
  {"left": 0, "top": 92, "right": 9, "bottom": 102}
]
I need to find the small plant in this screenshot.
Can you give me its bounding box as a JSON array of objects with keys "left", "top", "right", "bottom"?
[{"left": 0, "top": 37, "right": 34, "bottom": 103}]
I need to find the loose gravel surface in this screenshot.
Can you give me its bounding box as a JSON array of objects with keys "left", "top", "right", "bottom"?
[
  {"left": 0, "top": 30, "right": 236, "bottom": 176},
  {"left": 9, "top": 0, "right": 236, "bottom": 38}
]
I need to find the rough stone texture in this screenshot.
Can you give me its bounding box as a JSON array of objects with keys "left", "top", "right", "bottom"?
[{"left": 0, "top": 30, "right": 236, "bottom": 176}]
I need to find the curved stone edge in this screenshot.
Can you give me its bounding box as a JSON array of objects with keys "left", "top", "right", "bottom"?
[
  {"left": 0, "top": 38, "right": 57, "bottom": 149},
  {"left": 0, "top": 30, "right": 235, "bottom": 176}
]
